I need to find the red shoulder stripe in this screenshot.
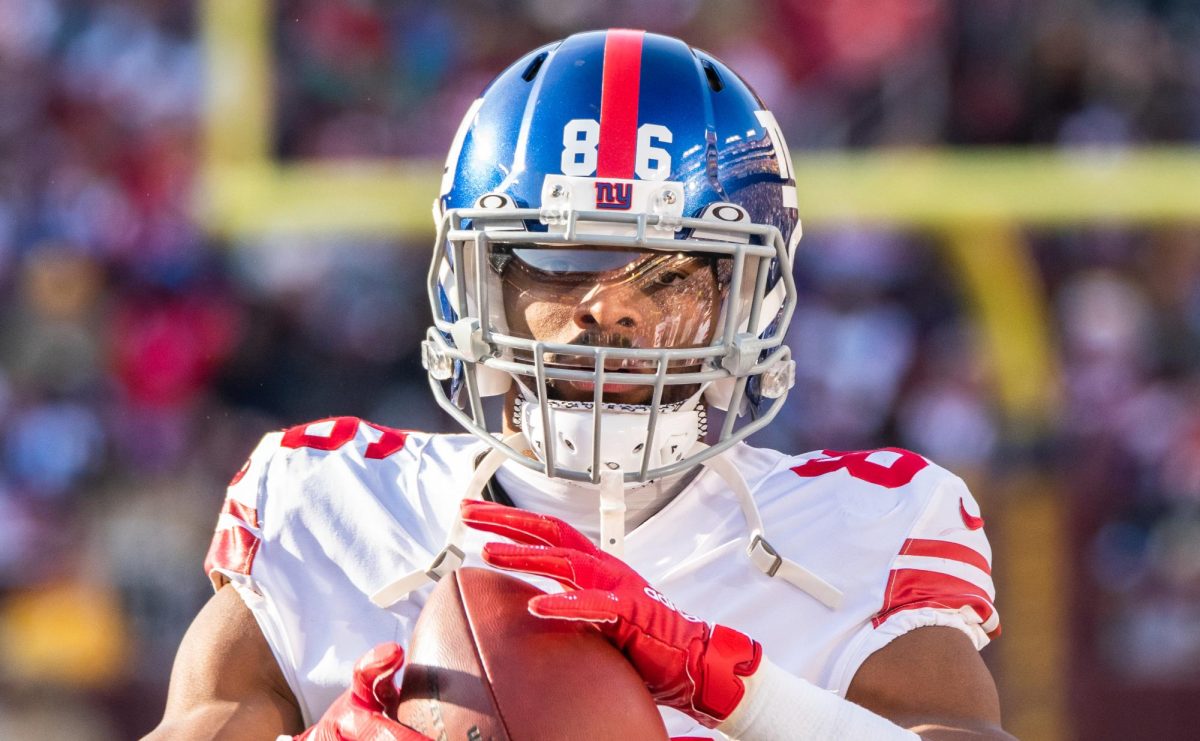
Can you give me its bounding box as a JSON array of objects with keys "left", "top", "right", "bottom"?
[
  {"left": 204, "top": 518, "right": 260, "bottom": 584},
  {"left": 899, "top": 538, "right": 991, "bottom": 575},
  {"left": 204, "top": 496, "right": 261, "bottom": 585},
  {"left": 873, "top": 568, "right": 1000, "bottom": 639},
  {"left": 221, "top": 497, "right": 259, "bottom": 528}
]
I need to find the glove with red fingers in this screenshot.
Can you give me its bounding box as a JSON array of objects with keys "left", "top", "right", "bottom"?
[
  {"left": 460, "top": 500, "right": 763, "bottom": 728},
  {"left": 293, "top": 642, "right": 431, "bottom": 741}
]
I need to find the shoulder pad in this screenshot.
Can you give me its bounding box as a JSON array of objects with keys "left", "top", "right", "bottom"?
[
  {"left": 204, "top": 430, "right": 282, "bottom": 590},
  {"left": 203, "top": 417, "right": 417, "bottom": 591},
  {"left": 873, "top": 474, "right": 999, "bottom": 640}
]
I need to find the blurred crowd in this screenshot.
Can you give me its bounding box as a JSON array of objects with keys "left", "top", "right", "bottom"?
[{"left": 0, "top": 1, "right": 1198, "bottom": 738}]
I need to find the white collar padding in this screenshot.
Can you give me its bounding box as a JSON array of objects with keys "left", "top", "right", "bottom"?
[{"left": 517, "top": 391, "right": 706, "bottom": 477}]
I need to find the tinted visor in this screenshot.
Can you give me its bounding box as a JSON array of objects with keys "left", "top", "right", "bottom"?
[{"left": 487, "top": 244, "right": 734, "bottom": 404}]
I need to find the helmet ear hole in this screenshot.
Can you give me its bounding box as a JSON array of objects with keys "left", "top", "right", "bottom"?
[
  {"left": 700, "top": 58, "right": 724, "bottom": 92},
  {"left": 521, "top": 51, "right": 549, "bottom": 82}
]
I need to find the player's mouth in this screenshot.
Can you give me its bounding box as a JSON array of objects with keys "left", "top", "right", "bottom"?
[
  {"left": 551, "top": 370, "right": 653, "bottom": 404},
  {"left": 535, "top": 353, "right": 705, "bottom": 405},
  {"left": 566, "top": 379, "right": 647, "bottom": 397},
  {"left": 549, "top": 362, "right": 703, "bottom": 405}
]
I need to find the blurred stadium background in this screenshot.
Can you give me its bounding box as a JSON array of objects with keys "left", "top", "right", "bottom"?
[{"left": 1, "top": 1, "right": 1198, "bottom": 738}]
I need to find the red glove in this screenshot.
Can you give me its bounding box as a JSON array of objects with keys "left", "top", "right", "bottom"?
[
  {"left": 294, "top": 643, "right": 430, "bottom": 741},
  {"left": 461, "top": 500, "right": 762, "bottom": 728}
]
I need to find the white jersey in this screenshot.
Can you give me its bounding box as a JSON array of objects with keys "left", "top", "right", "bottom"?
[{"left": 205, "top": 416, "right": 999, "bottom": 738}]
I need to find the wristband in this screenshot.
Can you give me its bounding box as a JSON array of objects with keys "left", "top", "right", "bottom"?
[{"left": 717, "top": 658, "right": 919, "bottom": 741}]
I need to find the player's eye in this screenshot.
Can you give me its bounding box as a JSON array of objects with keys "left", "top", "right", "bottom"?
[{"left": 655, "top": 270, "right": 688, "bottom": 286}]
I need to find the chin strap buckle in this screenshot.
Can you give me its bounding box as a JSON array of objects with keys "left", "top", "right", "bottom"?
[
  {"left": 369, "top": 544, "right": 466, "bottom": 608},
  {"left": 747, "top": 532, "right": 844, "bottom": 610},
  {"left": 748, "top": 534, "right": 783, "bottom": 577},
  {"left": 598, "top": 468, "right": 627, "bottom": 557},
  {"left": 424, "top": 544, "right": 465, "bottom": 582}
]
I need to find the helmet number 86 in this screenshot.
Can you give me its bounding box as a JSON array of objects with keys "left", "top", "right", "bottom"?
[{"left": 561, "top": 119, "right": 673, "bottom": 180}]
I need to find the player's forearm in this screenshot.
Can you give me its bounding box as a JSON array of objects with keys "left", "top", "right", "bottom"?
[
  {"left": 142, "top": 701, "right": 297, "bottom": 741},
  {"left": 904, "top": 721, "right": 1019, "bottom": 740}
]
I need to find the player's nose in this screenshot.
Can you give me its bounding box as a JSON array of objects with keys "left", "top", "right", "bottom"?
[{"left": 572, "top": 290, "right": 644, "bottom": 331}]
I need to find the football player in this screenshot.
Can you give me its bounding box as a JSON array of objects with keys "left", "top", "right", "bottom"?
[{"left": 147, "top": 30, "right": 1013, "bottom": 740}]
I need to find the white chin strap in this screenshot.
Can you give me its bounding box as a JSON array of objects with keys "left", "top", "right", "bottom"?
[
  {"left": 517, "top": 392, "right": 705, "bottom": 478},
  {"left": 368, "top": 436, "right": 843, "bottom": 611},
  {"left": 597, "top": 468, "right": 627, "bottom": 556}
]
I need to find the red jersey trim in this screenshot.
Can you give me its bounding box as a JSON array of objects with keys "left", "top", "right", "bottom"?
[
  {"left": 959, "top": 497, "right": 985, "bottom": 530},
  {"left": 873, "top": 568, "right": 1000, "bottom": 639},
  {"left": 222, "top": 497, "right": 259, "bottom": 529},
  {"left": 203, "top": 497, "right": 261, "bottom": 587},
  {"left": 899, "top": 537, "right": 991, "bottom": 575},
  {"left": 204, "top": 523, "right": 261, "bottom": 587}
]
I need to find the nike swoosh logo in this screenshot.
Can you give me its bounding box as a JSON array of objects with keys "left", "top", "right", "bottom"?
[{"left": 959, "top": 498, "right": 985, "bottom": 530}]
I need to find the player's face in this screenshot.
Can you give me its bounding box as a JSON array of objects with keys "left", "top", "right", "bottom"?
[{"left": 497, "top": 246, "right": 727, "bottom": 405}]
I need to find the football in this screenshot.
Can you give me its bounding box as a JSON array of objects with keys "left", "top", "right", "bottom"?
[{"left": 394, "top": 567, "right": 670, "bottom": 741}]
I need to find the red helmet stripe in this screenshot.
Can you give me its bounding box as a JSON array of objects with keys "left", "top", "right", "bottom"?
[{"left": 596, "top": 29, "right": 644, "bottom": 179}]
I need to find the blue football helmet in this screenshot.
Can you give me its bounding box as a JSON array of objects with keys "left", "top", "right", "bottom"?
[{"left": 424, "top": 29, "right": 800, "bottom": 484}]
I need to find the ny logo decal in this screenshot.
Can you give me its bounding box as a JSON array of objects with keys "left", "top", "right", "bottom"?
[{"left": 594, "top": 181, "right": 633, "bottom": 210}]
